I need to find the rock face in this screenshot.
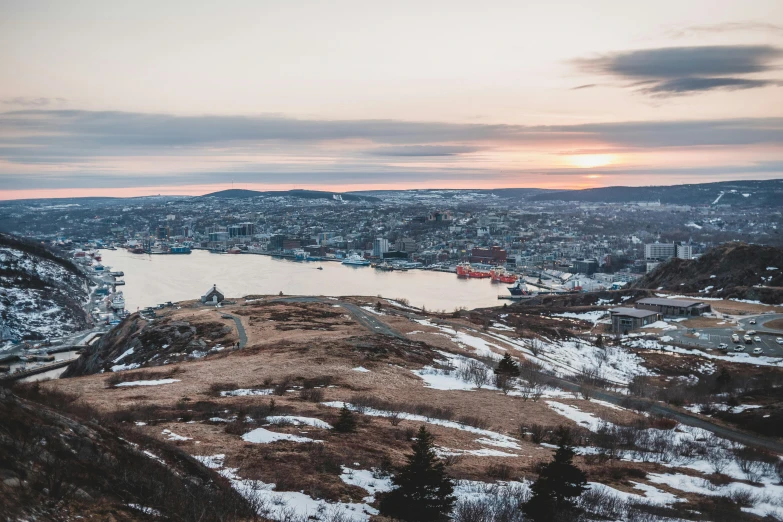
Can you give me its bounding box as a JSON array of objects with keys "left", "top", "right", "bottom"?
[
  {"left": 0, "top": 234, "right": 91, "bottom": 342},
  {"left": 63, "top": 315, "right": 235, "bottom": 377},
  {"left": 633, "top": 242, "right": 783, "bottom": 304}
]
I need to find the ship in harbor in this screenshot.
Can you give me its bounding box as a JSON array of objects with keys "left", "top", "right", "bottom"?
[
  {"left": 341, "top": 253, "right": 371, "bottom": 266},
  {"left": 455, "top": 262, "right": 491, "bottom": 278},
  {"left": 490, "top": 266, "right": 518, "bottom": 284},
  {"left": 507, "top": 280, "right": 536, "bottom": 297}
]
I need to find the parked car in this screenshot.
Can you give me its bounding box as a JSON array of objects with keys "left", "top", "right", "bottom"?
[
  {"left": 753, "top": 347, "right": 763, "bottom": 355},
  {"left": 718, "top": 343, "right": 728, "bottom": 350},
  {"left": 744, "top": 335, "right": 752, "bottom": 344},
  {"left": 777, "top": 337, "right": 783, "bottom": 344},
  {"left": 754, "top": 336, "right": 762, "bottom": 342},
  {"left": 749, "top": 319, "right": 756, "bottom": 324},
  {"left": 731, "top": 334, "right": 740, "bottom": 343},
  {"left": 747, "top": 330, "right": 757, "bottom": 335},
  {"left": 735, "top": 345, "right": 745, "bottom": 352}
]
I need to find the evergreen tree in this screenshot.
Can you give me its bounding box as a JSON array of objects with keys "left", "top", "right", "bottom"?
[
  {"left": 714, "top": 367, "right": 732, "bottom": 393},
  {"left": 495, "top": 353, "right": 520, "bottom": 376},
  {"left": 378, "top": 426, "right": 455, "bottom": 521},
  {"left": 523, "top": 445, "right": 588, "bottom": 522},
  {"left": 334, "top": 403, "right": 357, "bottom": 433}
]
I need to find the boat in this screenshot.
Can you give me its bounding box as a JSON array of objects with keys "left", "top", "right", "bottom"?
[
  {"left": 169, "top": 245, "right": 191, "bottom": 254},
  {"left": 374, "top": 262, "right": 395, "bottom": 271},
  {"left": 342, "top": 253, "right": 370, "bottom": 266},
  {"left": 456, "top": 262, "right": 472, "bottom": 277},
  {"left": 109, "top": 292, "right": 125, "bottom": 312},
  {"left": 226, "top": 247, "right": 242, "bottom": 254},
  {"left": 293, "top": 249, "right": 309, "bottom": 261},
  {"left": 490, "top": 267, "right": 518, "bottom": 284},
  {"left": 316, "top": 266, "right": 323, "bottom": 270},
  {"left": 507, "top": 281, "right": 536, "bottom": 297}
]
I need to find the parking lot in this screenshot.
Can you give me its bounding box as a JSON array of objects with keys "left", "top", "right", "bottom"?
[{"left": 665, "top": 313, "right": 783, "bottom": 358}]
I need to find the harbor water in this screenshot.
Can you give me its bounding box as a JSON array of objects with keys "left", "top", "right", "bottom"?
[{"left": 100, "top": 249, "right": 508, "bottom": 312}]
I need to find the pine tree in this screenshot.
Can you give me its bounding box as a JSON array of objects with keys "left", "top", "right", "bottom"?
[
  {"left": 378, "top": 426, "right": 455, "bottom": 521},
  {"left": 495, "top": 353, "right": 520, "bottom": 376},
  {"left": 334, "top": 403, "right": 357, "bottom": 433},
  {"left": 523, "top": 445, "right": 588, "bottom": 522}
]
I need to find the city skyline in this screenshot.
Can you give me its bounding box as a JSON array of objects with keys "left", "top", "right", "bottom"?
[{"left": 1, "top": 0, "right": 782, "bottom": 199}]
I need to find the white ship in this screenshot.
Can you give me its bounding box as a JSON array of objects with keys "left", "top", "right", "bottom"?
[
  {"left": 341, "top": 253, "right": 370, "bottom": 266},
  {"left": 110, "top": 292, "right": 125, "bottom": 312}
]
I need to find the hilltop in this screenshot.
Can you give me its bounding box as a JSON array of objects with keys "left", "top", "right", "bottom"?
[
  {"left": 632, "top": 242, "right": 783, "bottom": 304},
  {"left": 200, "top": 188, "right": 380, "bottom": 202},
  {"left": 42, "top": 294, "right": 783, "bottom": 520},
  {"left": 531, "top": 179, "right": 783, "bottom": 206}
]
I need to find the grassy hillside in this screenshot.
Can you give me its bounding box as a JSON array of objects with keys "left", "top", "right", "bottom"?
[{"left": 632, "top": 242, "right": 783, "bottom": 303}]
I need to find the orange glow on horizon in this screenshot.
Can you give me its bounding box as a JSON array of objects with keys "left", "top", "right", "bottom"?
[
  {"left": 0, "top": 179, "right": 595, "bottom": 201},
  {"left": 566, "top": 154, "right": 617, "bottom": 169}
]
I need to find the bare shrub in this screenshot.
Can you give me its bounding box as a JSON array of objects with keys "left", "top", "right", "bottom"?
[
  {"left": 493, "top": 373, "right": 516, "bottom": 394},
  {"left": 458, "top": 415, "right": 490, "bottom": 430},
  {"left": 442, "top": 453, "right": 464, "bottom": 468},
  {"left": 388, "top": 410, "right": 404, "bottom": 426},
  {"left": 300, "top": 388, "right": 324, "bottom": 402},
  {"left": 457, "top": 359, "right": 491, "bottom": 389},
  {"left": 525, "top": 423, "right": 547, "bottom": 444},
  {"left": 208, "top": 382, "right": 239, "bottom": 397},
  {"left": 486, "top": 463, "right": 514, "bottom": 480}
]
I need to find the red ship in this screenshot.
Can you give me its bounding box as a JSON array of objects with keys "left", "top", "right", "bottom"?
[
  {"left": 490, "top": 267, "right": 518, "bottom": 284},
  {"left": 456, "top": 262, "right": 492, "bottom": 278}
]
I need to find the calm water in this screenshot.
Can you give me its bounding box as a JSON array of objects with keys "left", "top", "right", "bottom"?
[{"left": 99, "top": 249, "right": 508, "bottom": 312}]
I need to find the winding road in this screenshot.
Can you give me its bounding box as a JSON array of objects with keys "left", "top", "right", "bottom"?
[{"left": 269, "top": 296, "right": 783, "bottom": 454}]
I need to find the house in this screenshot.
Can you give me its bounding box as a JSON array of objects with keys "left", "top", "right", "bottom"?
[
  {"left": 635, "top": 297, "right": 710, "bottom": 317},
  {"left": 609, "top": 307, "right": 661, "bottom": 333},
  {"left": 201, "top": 284, "right": 225, "bottom": 305}
]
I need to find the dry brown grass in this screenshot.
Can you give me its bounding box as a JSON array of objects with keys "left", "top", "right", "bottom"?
[{"left": 43, "top": 298, "right": 717, "bottom": 503}]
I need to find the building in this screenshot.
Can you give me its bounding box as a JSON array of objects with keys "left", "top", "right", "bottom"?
[
  {"left": 609, "top": 308, "right": 662, "bottom": 333},
  {"left": 201, "top": 284, "right": 225, "bottom": 305},
  {"left": 645, "top": 242, "right": 693, "bottom": 261},
  {"left": 156, "top": 225, "right": 170, "bottom": 240},
  {"left": 572, "top": 258, "right": 598, "bottom": 275},
  {"left": 395, "top": 237, "right": 417, "bottom": 253},
  {"left": 635, "top": 297, "right": 711, "bottom": 317},
  {"left": 644, "top": 243, "right": 675, "bottom": 260},
  {"left": 269, "top": 234, "right": 286, "bottom": 251},
  {"left": 373, "top": 238, "right": 389, "bottom": 257},
  {"left": 228, "top": 222, "right": 256, "bottom": 238},
  {"left": 676, "top": 244, "right": 693, "bottom": 260},
  {"left": 470, "top": 246, "right": 507, "bottom": 265}
]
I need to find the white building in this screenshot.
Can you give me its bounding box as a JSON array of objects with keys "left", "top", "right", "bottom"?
[
  {"left": 645, "top": 243, "right": 676, "bottom": 260},
  {"left": 645, "top": 242, "right": 692, "bottom": 261},
  {"left": 373, "top": 238, "right": 389, "bottom": 257}
]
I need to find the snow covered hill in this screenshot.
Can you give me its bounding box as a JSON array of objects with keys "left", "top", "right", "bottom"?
[{"left": 0, "top": 234, "right": 91, "bottom": 344}]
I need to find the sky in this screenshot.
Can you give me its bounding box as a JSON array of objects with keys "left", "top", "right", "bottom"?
[{"left": 0, "top": 0, "right": 782, "bottom": 199}]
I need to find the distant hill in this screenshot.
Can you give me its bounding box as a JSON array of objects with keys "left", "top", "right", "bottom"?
[
  {"left": 200, "top": 188, "right": 379, "bottom": 202},
  {"left": 531, "top": 179, "right": 783, "bottom": 206},
  {"left": 632, "top": 242, "right": 783, "bottom": 304}
]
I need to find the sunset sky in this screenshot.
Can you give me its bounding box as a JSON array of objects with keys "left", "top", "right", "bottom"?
[{"left": 1, "top": 0, "right": 782, "bottom": 199}]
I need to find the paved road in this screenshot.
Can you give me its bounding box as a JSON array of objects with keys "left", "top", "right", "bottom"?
[
  {"left": 340, "top": 300, "right": 783, "bottom": 453},
  {"left": 219, "top": 312, "right": 248, "bottom": 348},
  {"left": 270, "top": 296, "right": 407, "bottom": 340},
  {"left": 666, "top": 313, "right": 783, "bottom": 357},
  {"left": 219, "top": 296, "right": 783, "bottom": 452}
]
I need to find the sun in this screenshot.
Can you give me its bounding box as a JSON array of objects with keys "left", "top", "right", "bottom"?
[{"left": 567, "top": 154, "right": 616, "bottom": 169}]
